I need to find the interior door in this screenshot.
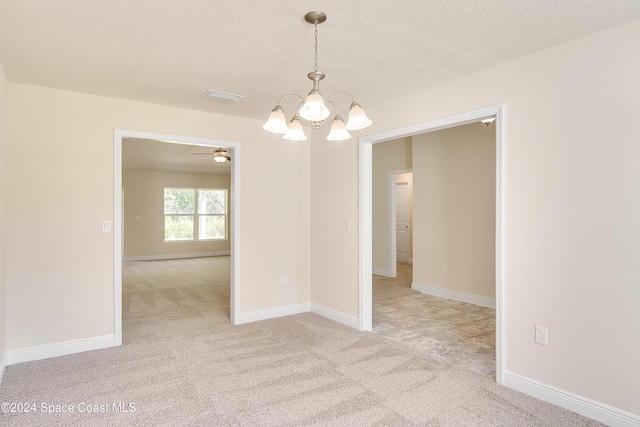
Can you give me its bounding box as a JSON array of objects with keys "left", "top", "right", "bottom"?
[{"left": 395, "top": 181, "right": 410, "bottom": 263}]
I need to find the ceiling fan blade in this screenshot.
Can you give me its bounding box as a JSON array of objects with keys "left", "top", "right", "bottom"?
[{"left": 198, "top": 155, "right": 214, "bottom": 159}]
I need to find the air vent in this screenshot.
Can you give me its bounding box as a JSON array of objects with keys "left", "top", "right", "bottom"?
[{"left": 203, "top": 90, "right": 244, "bottom": 103}]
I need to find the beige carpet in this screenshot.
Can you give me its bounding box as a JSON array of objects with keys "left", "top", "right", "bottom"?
[{"left": 0, "top": 257, "right": 602, "bottom": 426}]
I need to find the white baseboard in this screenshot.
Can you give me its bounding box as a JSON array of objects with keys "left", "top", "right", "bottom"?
[
  {"left": 504, "top": 371, "right": 640, "bottom": 427},
  {"left": 311, "top": 303, "right": 359, "bottom": 329},
  {"left": 373, "top": 268, "right": 394, "bottom": 277},
  {"left": 234, "top": 302, "right": 311, "bottom": 325},
  {"left": 6, "top": 335, "right": 115, "bottom": 366},
  {"left": 0, "top": 352, "right": 7, "bottom": 386},
  {"left": 411, "top": 281, "right": 496, "bottom": 309},
  {"left": 124, "top": 251, "right": 230, "bottom": 262}
]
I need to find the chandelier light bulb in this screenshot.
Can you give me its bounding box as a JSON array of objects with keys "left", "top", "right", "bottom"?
[
  {"left": 299, "top": 90, "right": 331, "bottom": 122},
  {"left": 326, "top": 115, "right": 351, "bottom": 141},
  {"left": 282, "top": 116, "right": 308, "bottom": 141},
  {"left": 345, "top": 102, "right": 372, "bottom": 131},
  {"left": 262, "top": 105, "right": 289, "bottom": 133}
]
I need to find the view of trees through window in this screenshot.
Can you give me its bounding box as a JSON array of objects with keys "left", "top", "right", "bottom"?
[{"left": 164, "top": 188, "right": 226, "bottom": 241}]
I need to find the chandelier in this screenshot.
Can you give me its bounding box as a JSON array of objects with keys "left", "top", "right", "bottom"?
[{"left": 262, "top": 11, "right": 372, "bottom": 141}]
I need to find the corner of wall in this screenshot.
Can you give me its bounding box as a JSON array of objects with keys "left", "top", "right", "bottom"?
[{"left": 0, "top": 58, "right": 8, "bottom": 385}]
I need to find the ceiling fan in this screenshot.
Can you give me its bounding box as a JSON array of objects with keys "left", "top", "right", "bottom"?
[{"left": 192, "top": 147, "right": 231, "bottom": 163}]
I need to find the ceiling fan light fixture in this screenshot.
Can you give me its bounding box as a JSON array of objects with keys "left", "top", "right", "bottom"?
[
  {"left": 327, "top": 115, "right": 351, "bottom": 141},
  {"left": 213, "top": 148, "right": 231, "bottom": 163},
  {"left": 345, "top": 102, "right": 372, "bottom": 130},
  {"left": 481, "top": 117, "right": 496, "bottom": 126},
  {"left": 282, "top": 116, "right": 307, "bottom": 141},
  {"left": 263, "top": 11, "right": 371, "bottom": 140},
  {"left": 262, "top": 105, "right": 289, "bottom": 133}
]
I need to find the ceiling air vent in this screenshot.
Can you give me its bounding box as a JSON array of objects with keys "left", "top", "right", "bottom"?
[{"left": 203, "top": 90, "right": 244, "bottom": 103}]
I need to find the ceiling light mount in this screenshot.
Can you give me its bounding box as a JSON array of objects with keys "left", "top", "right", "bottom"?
[
  {"left": 263, "top": 11, "right": 372, "bottom": 141},
  {"left": 304, "top": 11, "right": 327, "bottom": 25}
]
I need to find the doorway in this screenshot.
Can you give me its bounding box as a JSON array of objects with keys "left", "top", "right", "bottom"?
[
  {"left": 359, "top": 104, "right": 505, "bottom": 383},
  {"left": 394, "top": 172, "right": 413, "bottom": 265},
  {"left": 113, "top": 129, "right": 241, "bottom": 346}
]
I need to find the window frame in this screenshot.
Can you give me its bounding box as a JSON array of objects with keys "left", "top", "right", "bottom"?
[{"left": 163, "top": 187, "right": 227, "bottom": 243}]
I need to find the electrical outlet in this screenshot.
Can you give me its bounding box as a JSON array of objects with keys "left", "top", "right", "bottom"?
[
  {"left": 535, "top": 326, "right": 548, "bottom": 346},
  {"left": 282, "top": 275, "right": 288, "bottom": 285},
  {"left": 441, "top": 263, "right": 447, "bottom": 272},
  {"left": 345, "top": 219, "right": 352, "bottom": 230}
]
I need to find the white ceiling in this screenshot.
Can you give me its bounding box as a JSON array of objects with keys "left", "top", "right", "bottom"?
[
  {"left": 1, "top": 0, "right": 639, "bottom": 124},
  {"left": 122, "top": 138, "right": 231, "bottom": 175}
]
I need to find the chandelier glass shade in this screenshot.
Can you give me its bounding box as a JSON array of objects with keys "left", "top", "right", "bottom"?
[{"left": 263, "top": 11, "right": 372, "bottom": 141}]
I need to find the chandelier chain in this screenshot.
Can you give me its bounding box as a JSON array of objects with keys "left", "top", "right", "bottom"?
[{"left": 313, "top": 21, "right": 318, "bottom": 72}]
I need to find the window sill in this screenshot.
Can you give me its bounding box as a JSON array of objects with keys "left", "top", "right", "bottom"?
[{"left": 164, "top": 239, "right": 228, "bottom": 244}]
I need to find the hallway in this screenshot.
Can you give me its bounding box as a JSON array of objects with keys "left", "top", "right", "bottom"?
[{"left": 372, "top": 263, "right": 495, "bottom": 376}]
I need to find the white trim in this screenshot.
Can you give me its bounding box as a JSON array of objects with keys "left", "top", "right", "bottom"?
[
  {"left": 494, "top": 105, "right": 506, "bottom": 384},
  {"left": 411, "top": 282, "right": 496, "bottom": 309},
  {"left": 114, "top": 132, "right": 123, "bottom": 346},
  {"left": 359, "top": 142, "right": 373, "bottom": 332},
  {"left": 359, "top": 104, "right": 505, "bottom": 384},
  {"left": 234, "top": 303, "right": 310, "bottom": 325},
  {"left": 124, "top": 251, "right": 230, "bottom": 262},
  {"left": 504, "top": 371, "right": 640, "bottom": 427},
  {"left": 372, "top": 268, "right": 394, "bottom": 277},
  {"left": 311, "top": 303, "right": 360, "bottom": 329},
  {"left": 6, "top": 335, "right": 115, "bottom": 365},
  {"left": 0, "top": 352, "right": 7, "bottom": 385},
  {"left": 115, "top": 129, "right": 242, "bottom": 341}
]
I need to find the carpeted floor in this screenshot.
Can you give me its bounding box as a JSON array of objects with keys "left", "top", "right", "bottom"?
[{"left": 0, "top": 257, "right": 602, "bottom": 426}]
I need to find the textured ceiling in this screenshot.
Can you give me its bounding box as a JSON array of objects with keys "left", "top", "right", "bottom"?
[
  {"left": 1, "top": 0, "right": 640, "bottom": 122},
  {"left": 123, "top": 138, "right": 231, "bottom": 175}
]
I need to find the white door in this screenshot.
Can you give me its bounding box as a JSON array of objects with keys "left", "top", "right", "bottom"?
[{"left": 395, "top": 181, "right": 411, "bottom": 263}]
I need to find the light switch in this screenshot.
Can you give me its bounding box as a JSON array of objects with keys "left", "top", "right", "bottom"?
[{"left": 102, "top": 221, "right": 111, "bottom": 233}]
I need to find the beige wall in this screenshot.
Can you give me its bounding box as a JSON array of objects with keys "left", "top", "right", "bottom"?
[
  {"left": 372, "top": 137, "right": 412, "bottom": 272},
  {"left": 0, "top": 60, "right": 7, "bottom": 365},
  {"left": 412, "top": 123, "right": 495, "bottom": 298},
  {"left": 309, "top": 135, "right": 359, "bottom": 316},
  {"left": 311, "top": 18, "right": 640, "bottom": 414},
  {"left": 123, "top": 169, "right": 231, "bottom": 258},
  {"left": 5, "top": 84, "right": 310, "bottom": 350}
]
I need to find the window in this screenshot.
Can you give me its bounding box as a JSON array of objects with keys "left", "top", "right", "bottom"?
[{"left": 164, "top": 188, "right": 227, "bottom": 242}]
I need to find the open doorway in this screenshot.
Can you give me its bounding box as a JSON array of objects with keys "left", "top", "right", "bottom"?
[
  {"left": 113, "top": 130, "right": 241, "bottom": 346},
  {"left": 394, "top": 172, "right": 413, "bottom": 265},
  {"left": 371, "top": 122, "right": 496, "bottom": 376},
  {"left": 360, "top": 104, "right": 505, "bottom": 383}
]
